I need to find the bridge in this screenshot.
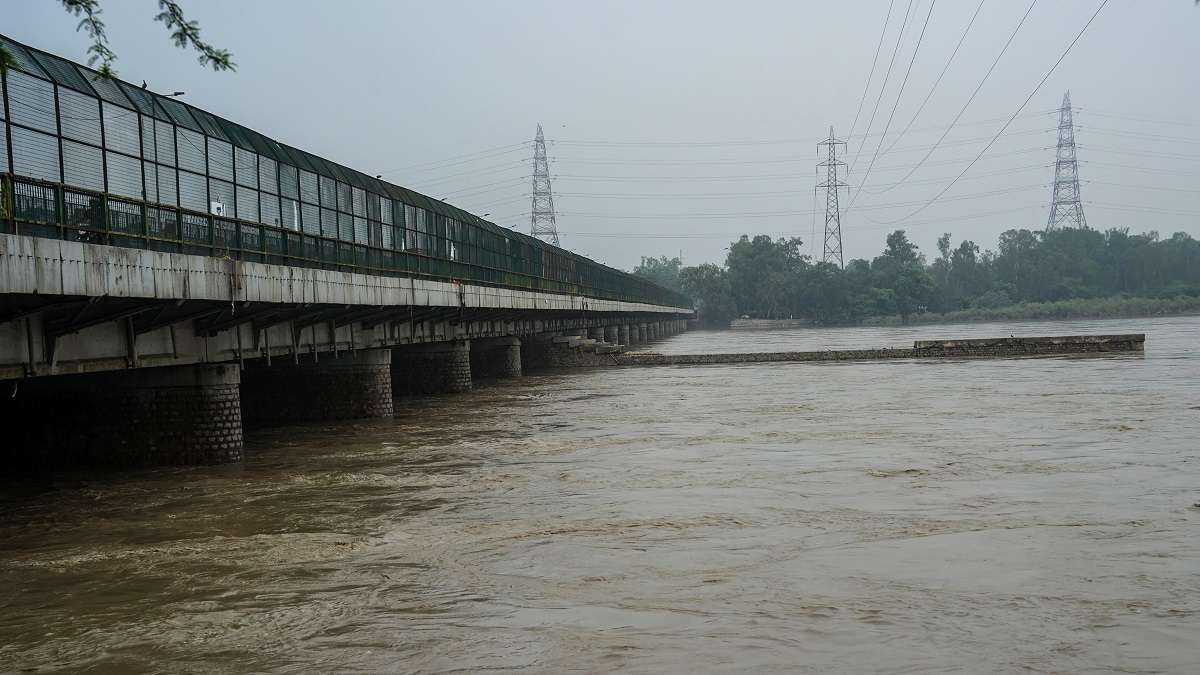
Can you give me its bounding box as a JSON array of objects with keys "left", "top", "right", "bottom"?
[{"left": 0, "top": 35, "right": 692, "bottom": 468}]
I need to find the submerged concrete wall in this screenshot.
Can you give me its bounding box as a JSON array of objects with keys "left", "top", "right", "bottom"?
[{"left": 616, "top": 334, "right": 1146, "bottom": 367}]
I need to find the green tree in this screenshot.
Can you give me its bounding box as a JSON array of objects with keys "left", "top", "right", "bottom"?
[
  {"left": 679, "top": 264, "right": 736, "bottom": 327},
  {"left": 870, "top": 230, "right": 933, "bottom": 323},
  {"left": 632, "top": 255, "right": 683, "bottom": 292},
  {"left": 725, "top": 235, "right": 805, "bottom": 318}
]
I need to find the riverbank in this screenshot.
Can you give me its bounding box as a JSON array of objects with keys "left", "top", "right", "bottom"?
[
  {"left": 877, "top": 295, "right": 1200, "bottom": 326},
  {"left": 729, "top": 295, "right": 1200, "bottom": 330}
]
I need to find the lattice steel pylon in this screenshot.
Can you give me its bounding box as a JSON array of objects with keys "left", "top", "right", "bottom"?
[
  {"left": 1046, "top": 91, "right": 1087, "bottom": 229},
  {"left": 817, "top": 127, "right": 849, "bottom": 268},
  {"left": 529, "top": 124, "right": 561, "bottom": 246}
]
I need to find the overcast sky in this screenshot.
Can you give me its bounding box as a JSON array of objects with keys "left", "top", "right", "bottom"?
[{"left": 8, "top": 1, "right": 1200, "bottom": 270}]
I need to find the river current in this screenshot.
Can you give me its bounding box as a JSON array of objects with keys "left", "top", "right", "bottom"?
[{"left": 1, "top": 317, "right": 1198, "bottom": 673}]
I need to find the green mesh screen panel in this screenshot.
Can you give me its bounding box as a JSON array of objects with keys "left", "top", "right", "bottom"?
[
  {"left": 116, "top": 81, "right": 171, "bottom": 122},
  {"left": 156, "top": 95, "right": 204, "bottom": 133},
  {"left": 30, "top": 51, "right": 94, "bottom": 94},
  {"left": 75, "top": 64, "right": 134, "bottom": 108},
  {"left": 0, "top": 37, "right": 48, "bottom": 77}
]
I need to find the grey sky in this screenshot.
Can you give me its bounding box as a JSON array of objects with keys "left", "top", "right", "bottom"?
[{"left": 8, "top": 1, "right": 1199, "bottom": 270}]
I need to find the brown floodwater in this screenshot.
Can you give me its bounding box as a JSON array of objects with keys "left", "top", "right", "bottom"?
[{"left": 1, "top": 317, "right": 1198, "bottom": 673}]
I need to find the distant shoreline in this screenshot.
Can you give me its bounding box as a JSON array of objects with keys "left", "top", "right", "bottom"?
[{"left": 728, "top": 296, "right": 1200, "bottom": 330}]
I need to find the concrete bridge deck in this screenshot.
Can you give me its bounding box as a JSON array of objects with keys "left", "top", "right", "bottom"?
[{"left": 0, "top": 233, "right": 690, "bottom": 380}]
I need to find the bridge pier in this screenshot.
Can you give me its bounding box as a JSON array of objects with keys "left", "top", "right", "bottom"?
[
  {"left": 588, "top": 327, "right": 605, "bottom": 340},
  {"left": 470, "top": 337, "right": 522, "bottom": 379},
  {"left": 619, "top": 325, "right": 631, "bottom": 346},
  {"left": 605, "top": 325, "right": 620, "bottom": 344},
  {"left": 240, "top": 349, "right": 393, "bottom": 427},
  {"left": 0, "top": 363, "right": 243, "bottom": 468},
  {"left": 392, "top": 341, "right": 473, "bottom": 395}
]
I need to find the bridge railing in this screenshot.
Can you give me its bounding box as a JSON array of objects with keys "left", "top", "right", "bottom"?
[{"left": 1, "top": 174, "right": 691, "bottom": 309}]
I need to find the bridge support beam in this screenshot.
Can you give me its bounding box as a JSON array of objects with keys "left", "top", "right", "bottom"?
[
  {"left": 470, "top": 337, "right": 522, "bottom": 379},
  {"left": 240, "top": 349, "right": 393, "bottom": 427},
  {"left": 392, "top": 341, "right": 472, "bottom": 395},
  {"left": 0, "top": 363, "right": 243, "bottom": 468}
]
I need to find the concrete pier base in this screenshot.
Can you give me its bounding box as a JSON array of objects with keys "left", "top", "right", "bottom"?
[
  {"left": 241, "top": 349, "right": 393, "bottom": 427},
  {"left": 605, "top": 325, "right": 619, "bottom": 343},
  {"left": 0, "top": 364, "right": 243, "bottom": 468},
  {"left": 392, "top": 341, "right": 473, "bottom": 395},
  {"left": 470, "top": 337, "right": 522, "bottom": 379},
  {"left": 619, "top": 325, "right": 631, "bottom": 346}
]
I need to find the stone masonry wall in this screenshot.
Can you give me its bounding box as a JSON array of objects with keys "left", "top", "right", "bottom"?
[
  {"left": 393, "top": 342, "right": 473, "bottom": 395},
  {"left": 0, "top": 364, "right": 243, "bottom": 469},
  {"left": 471, "top": 338, "right": 522, "bottom": 379},
  {"left": 521, "top": 339, "right": 623, "bottom": 370},
  {"left": 241, "top": 350, "right": 393, "bottom": 427}
]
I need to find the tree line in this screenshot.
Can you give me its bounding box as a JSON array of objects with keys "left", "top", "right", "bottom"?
[{"left": 632, "top": 227, "right": 1200, "bottom": 326}]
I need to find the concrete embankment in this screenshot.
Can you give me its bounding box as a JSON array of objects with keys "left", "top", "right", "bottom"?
[{"left": 613, "top": 334, "right": 1145, "bottom": 367}]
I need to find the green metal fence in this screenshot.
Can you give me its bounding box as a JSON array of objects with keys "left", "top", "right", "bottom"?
[{"left": 0, "top": 34, "right": 691, "bottom": 310}]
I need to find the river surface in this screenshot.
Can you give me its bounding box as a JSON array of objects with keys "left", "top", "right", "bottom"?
[{"left": 1, "top": 317, "right": 1198, "bottom": 673}]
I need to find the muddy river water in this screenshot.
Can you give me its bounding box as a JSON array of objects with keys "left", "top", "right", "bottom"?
[{"left": 1, "top": 317, "right": 1198, "bottom": 673}]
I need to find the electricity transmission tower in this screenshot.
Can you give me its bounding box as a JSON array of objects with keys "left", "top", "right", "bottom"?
[
  {"left": 1047, "top": 91, "right": 1087, "bottom": 229},
  {"left": 529, "top": 124, "right": 561, "bottom": 246},
  {"left": 817, "top": 127, "right": 849, "bottom": 268}
]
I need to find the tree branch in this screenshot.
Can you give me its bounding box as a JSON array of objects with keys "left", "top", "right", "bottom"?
[
  {"left": 0, "top": 44, "right": 19, "bottom": 75},
  {"left": 60, "top": 0, "right": 118, "bottom": 77},
  {"left": 153, "top": 0, "right": 236, "bottom": 71}
]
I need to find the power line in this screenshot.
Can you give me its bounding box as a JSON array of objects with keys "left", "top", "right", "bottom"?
[
  {"left": 505, "top": 183, "right": 1046, "bottom": 220},
  {"left": 376, "top": 141, "right": 529, "bottom": 175},
  {"left": 541, "top": 147, "right": 1050, "bottom": 184},
  {"left": 857, "top": 0, "right": 1038, "bottom": 197},
  {"left": 849, "top": 0, "right": 917, "bottom": 173},
  {"left": 1090, "top": 180, "right": 1200, "bottom": 194},
  {"left": 540, "top": 112, "right": 1053, "bottom": 149},
  {"left": 847, "top": 0, "right": 898, "bottom": 143},
  {"left": 407, "top": 158, "right": 529, "bottom": 183},
  {"left": 529, "top": 204, "right": 1044, "bottom": 239},
  {"left": 881, "top": 0, "right": 987, "bottom": 156},
  {"left": 1078, "top": 125, "right": 1200, "bottom": 145},
  {"left": 847, "top": 0, "right": 938, "bottom": 208},
  {"left": 485, "top": 165, "right": 1051, "bottom": 201},
  {"left": 1078, "top": 109, "right": 1200, "bottom": 129},
  {"left": 1085, "top": 160, "right": 1200, "bottom": 177},
  {"left": 879, "top": 0, "right": 1110, "bottom": 226}
]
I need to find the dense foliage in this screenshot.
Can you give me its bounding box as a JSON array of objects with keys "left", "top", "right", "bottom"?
[{"left": 632, "top": 227, "right": 1200, "bottom": 326}]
